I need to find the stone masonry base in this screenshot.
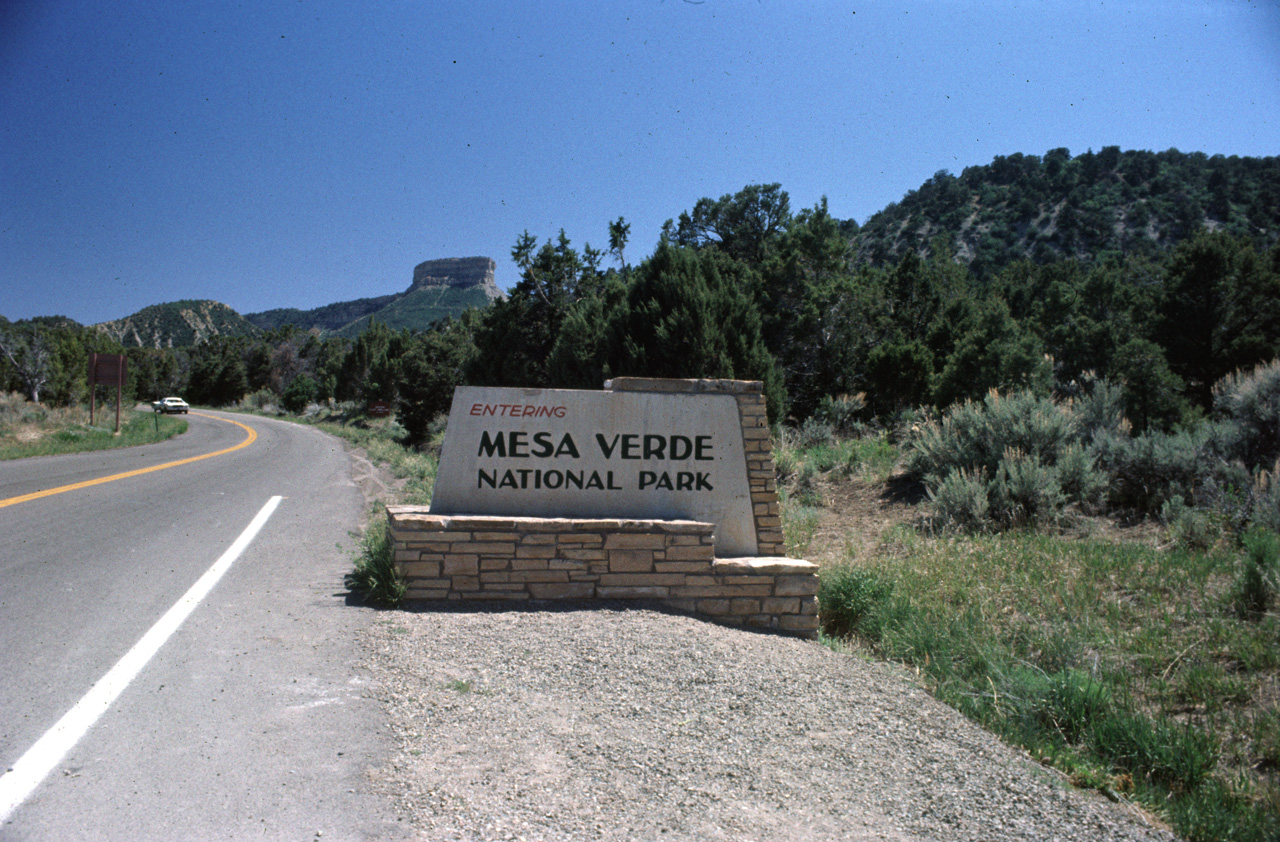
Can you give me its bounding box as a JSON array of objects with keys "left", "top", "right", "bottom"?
[{"left": 387, "top": 508, "right": 820, "bottom": 637}]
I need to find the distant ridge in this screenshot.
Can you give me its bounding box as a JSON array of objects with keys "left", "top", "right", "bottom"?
[
  {"left": 95, "top": 300, "right": 260, "bottom": 348},
  {"left": 246, "top": 256, "right": 502, "bottom": 336},
  {"left": 88, "top": 257, "right": 503, "bottom": 348}
]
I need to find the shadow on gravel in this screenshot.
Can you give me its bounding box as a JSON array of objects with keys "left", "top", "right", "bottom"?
[{"left": 368, "top": 597, "right": 812, "bottom": 639}]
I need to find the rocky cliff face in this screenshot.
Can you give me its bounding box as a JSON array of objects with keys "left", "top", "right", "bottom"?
[{"left": 410, "top": 257, "right": 504, "bottom": 302}]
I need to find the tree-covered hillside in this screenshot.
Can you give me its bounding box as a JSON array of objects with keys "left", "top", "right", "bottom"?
[
  {"left": 855, "top": 147, "right": 1280, "bottom": 278},
  {"left": 95, "top": 300, "right": 261, "bottom": 348},
  {"left": 244, "top": 293, "right": 399, "bottom": 334}
]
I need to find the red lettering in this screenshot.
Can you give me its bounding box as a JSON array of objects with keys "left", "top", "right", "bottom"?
[{"left": 471, "top": 403, "right": 567, "bottom": 419}]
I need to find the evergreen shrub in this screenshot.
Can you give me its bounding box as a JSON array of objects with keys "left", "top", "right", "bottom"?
[{"left": 281, "top": 374, "right": 317, "bottom": 415}]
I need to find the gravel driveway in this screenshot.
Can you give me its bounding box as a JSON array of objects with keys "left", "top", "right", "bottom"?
[{"left": 362, "top": 602, "right": 1178, "bottom": 842}]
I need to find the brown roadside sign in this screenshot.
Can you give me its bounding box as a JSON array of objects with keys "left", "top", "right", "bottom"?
[
  {"left": 88, "top": 353, "right": 127, "bottom": 385},
  {"left": 368, "top": 400, "right": 392, "bottom": 417}
]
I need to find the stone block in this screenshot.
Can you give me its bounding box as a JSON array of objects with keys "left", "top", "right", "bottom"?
[
  {"left": 474, "top": 531, "right": 517, "bottom": 541},
  {"left": 559, "top": 549, "right": 607, "bottom": 561},
  {"left": 442, "top": 554, "right": 479, "bottom": 575},
  {"left": 778, "top": 614, "right": 821, "bottom": 632},
  {"left": 413, "top": 530, "right": 473, "bottom": 543},
  {"left": 516, "top": 544, "right": 557, "bottom": 558},
  {"left": 402, "top": 577, "right": 450, "bottom": 589},
  {"left": 548, "top": 559, "right": 589, "bottom": 570},
  {"left": 512, "top": 557, "right": 551, "bottom": 571},
  {"left": 598, "top": 573, "right": 685, "bottom": 587},
  {"left": 521, "top": 534, "right": 559, "bottom": 545},
  {"left": 714, "top": 558, "right": 819, "bottom": 576},
  {"left": 729, "top": 598, "right": 761, "bottom": 615},
  {"left": 604, "top": 533, "right": 667, "bottom": 550},
  {"left": 508, "top": 570, "right": 571, "bottom": 584},
  {"left": 695, "top": 599, "right": 731, "bottom": 615},
  {"left": 596, "top": 585, "right": 670, "bottom": 599},
  {"left": 480, "top": 557, "right": 509, "bottom": 571},
  {"left": 404, "top": 588, "right": 450, "bottom": 600},
  {"left": 653, "top": 520, "right": 715, "bottom": 535},
  {"left": 399, "top": 561, "right": 441, "bottom": 579},
  {"left": 662, "top": 545, "right": 714, "bottom": 561},
  {"left": 669, "top": 584, "right": 766, "bottom": 599},
  {"left": 654, "top": 561, "right": 714, "bottom": 574},
  {"left": 528, "top": 582, "right": 595, "bottom": 600},
  {"left": 467, "top": 542, "right": 518, "bottom": 556},
  {"left": 557, "top": 535, "right": 604, "bottom": 548},
  {"left": 799, "top": 595, "right": 819, "bottom": 615},
  {"left": 459, "top": 590, "right": 529, "bottom": 600},
  {"left": 608, "top": 549, "right": 656, "bottom": 572},
  {"left": 450, "top": 576, "right": 480, "bottom": 591},
  {"left": 762, "top": 596, "right": 801, "bottom": 615},
  {"left": 774, "top": 574, "right": 820, "bottom": 596}
]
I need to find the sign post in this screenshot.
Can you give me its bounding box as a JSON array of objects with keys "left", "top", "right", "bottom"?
[{"left": 87, "top": 353, "right": 128, "bottom": 434}]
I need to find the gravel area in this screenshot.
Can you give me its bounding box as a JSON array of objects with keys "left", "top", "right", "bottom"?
[{"left": 362, "top": 602, "right": 1179, "bottom": 842}]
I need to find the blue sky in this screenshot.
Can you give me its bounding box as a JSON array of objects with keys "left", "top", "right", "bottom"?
[{"left": 3, "top": 0, "right": 1278, "bottom": 325}]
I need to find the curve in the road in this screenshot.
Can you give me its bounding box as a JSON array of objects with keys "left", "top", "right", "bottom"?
[{"left": 0, "top": 412, "right": 257, "bottom": 510}]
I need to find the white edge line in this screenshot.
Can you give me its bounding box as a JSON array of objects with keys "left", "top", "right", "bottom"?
[{"left": 0, "top": 495, "right": 284, "bottom": 823}]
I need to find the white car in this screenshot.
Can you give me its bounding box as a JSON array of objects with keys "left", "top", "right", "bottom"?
[{"left": 153, "top": 396, "right": 189, "bottom": 414}]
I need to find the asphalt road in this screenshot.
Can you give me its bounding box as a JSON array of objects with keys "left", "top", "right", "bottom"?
[{"left": 0, "top": 411, "right": 411, "bottom": 840}]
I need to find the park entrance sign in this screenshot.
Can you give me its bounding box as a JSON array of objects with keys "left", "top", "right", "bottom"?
[
  {"left": 431, "top": 384, "right": 758, "bottom": 556},
  {"left": 388, "top": 378, "right": 818, "bottom": 636}
]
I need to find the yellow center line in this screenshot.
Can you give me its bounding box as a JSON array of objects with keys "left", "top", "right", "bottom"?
[{"left": 0, "top": 412, "right": 258, "bottom": 509}]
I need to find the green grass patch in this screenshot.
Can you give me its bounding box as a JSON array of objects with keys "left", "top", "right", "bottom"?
[
  {"left": 344, "top": 508, "right": 406, "bottom": 607},
  {"left": 0, "top": 401, "right": 187, "bottom": 461},
  {"left": 822, "top": 531, "right": 1280, "bottom": 841},
  {"left": 779, "top": 490, "right": 821, "bottom": 558}
]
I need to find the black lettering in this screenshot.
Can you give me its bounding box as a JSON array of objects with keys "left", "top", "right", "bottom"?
[
  {"left": 509, "top": 431, "right": 529, "bottom": 457},
  {"left": 670, "top": 435, "right": 693, "bottom": 460},
  {"left": 554, "top": 433, "right": 580, "bottom": 458},
  {"left": 498, "top": 469, "right": 518, "bottom": 489},
  {"left": 677, "top": 471, "right": 694, "bottom": 491},
  {"left": 478, "top": 430, "right": 506, "bottom": 458},
  {"left": 696, "top": 472, "right": 713, "bottom": 491},
  {"left": 607, "top": 470, "right": 621, "bottom": 490},
  {"left": 566, "top": 470, "right": 585, "bottom": 489},
  {"left": 695, "top": 435, "right": 713, "bottom": 461},
  {"left": 621, "top": 434, "right": 640, "bottom": 459},
  {"left": 643, "top": 434, "right": 666, "bottom": 460},
  {"left": 596, "top": 433, "right": 620, "bottom": 459},
  {"left": 532, "top": 431, "right": 554, "bottom": 457},
  {"left": 544, "top": 469, "right": 563, "bottom": 489},
  {"left": 586, "top": 471, "right": 605, "bottom": 490},
  {"left": 639, "top": 470, "right": 656, "bottom": 490},
  {"left": 478, "top": 468, "right": 497, "bottom": 488}
]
